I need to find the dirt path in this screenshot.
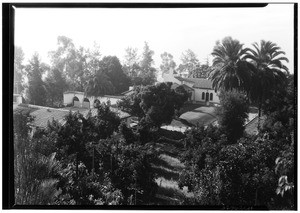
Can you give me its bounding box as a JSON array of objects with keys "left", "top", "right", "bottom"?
[{"left": 151, "top": 136, "right": 193, "bottom": 205}]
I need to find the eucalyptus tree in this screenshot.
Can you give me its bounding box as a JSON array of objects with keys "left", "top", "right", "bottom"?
[
  {"left": 123, "top": 47, "right": 140, "bottom": 78},
  {"left": 160, "top": 52, "right": 176, "bottom": 74},
  {"left": 177, "top": 49, "right": 200, "bottom": 78}
]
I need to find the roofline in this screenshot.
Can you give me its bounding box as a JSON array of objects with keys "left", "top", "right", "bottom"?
[
  {"left": 63, "top": 91, "right": 85, "bottom": 95},
  {"left": 103, "top": 95, "right": 124, "bottom": 99},
  {"left": 193, "top": 86, "right": 214, "bottom": 90},
  {"left": 181, "top": 78, "right": 196, "bottom": 83},
  {"left": 181, "top": 84, "right": 195, "bottom": 91},
  {"left": 121, "top": 90, "right": 133, "bottom": 95},
  {"left": 18, "top": 103, "right": 73, "bottom": 113}
]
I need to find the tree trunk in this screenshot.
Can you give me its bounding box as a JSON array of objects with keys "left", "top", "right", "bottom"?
[
  {"left": 257, "top": 95, "right": 263, "bottom": 130},
  {"left": 92, "top": 146, "right": 95, "bottom": 175},
  {"left": 76, "top": 152, "right": 79, "bottom": 180}
]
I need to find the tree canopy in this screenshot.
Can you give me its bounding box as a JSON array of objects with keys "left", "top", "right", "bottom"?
[
  {"left": 24, "top": 53, "right": 48, "bottom": 105},
  {"left": 160, "top": 52, "right": 176, "bottom": 74},
  {"left": 177, "top": 49, "right": 200, "bottom": 78},
  {"left": 118, "top": 82, "right": 189, "bottom": 127}
]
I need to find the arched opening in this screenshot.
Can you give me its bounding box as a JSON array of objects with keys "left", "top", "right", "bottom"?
[
  {"left": 210, "top": 93, "right": 213, "bottom": 101},
  {"left": 94, "top": 99, "right": 100, "bottom": 108},
  {"left": 205, "top": 92, "right": 209, "bottom": 102},
  {"left": 83, "top": 98, "right": 90, "bottom": 109},
  {"left": 73, "top": 96, "right": 80, "bottom": 107},
  {"left": 202, "top": 92, "right": 205, "bottom": 100}
]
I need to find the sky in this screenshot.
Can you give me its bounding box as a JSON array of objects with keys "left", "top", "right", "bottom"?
[{"left": 14, "top": 4, "right": 294, "bottom": 73}]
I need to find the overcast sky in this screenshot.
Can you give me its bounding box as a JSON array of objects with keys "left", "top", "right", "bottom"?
[{"left": 15, "top": 4, "right": 294, "bottom": 73}]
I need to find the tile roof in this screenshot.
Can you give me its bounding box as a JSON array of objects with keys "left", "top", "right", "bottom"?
[
  {"left": 174, "top": 77, "right": 214, "bottom": 89},
  {"left": 185, "top": 78, "right": 213, "bottom": 89},
  {"left": 63, "top": 91, "right": 85, "bottom": 95},
  {"left": 104, "top": 95, "right": 124, "bottom": 99},
  {"left": 181, "top": 84, "right": 195, "bottom": 91},
  {"left": 171, "top": 82, "right": 194, "bottom": 91},
  {"left": 14, "top": 104, "right": 131, "bottom": 129},
  {"left": 30, "top": 108, "right": 70, "bottom": 128},
  {"left": 14, "top": 104, "right": 70, "bottom": 128},
  {"left": 174, "top": 76, "right": 194, "bottom": 83}
]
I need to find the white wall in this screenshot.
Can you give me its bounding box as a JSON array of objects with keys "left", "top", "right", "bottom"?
[
  {"left": 63, "top": 94, "right": 123, "bottom": 109},
  {"left": 63, "top": 93, "right": 85, "bottom": 106},
  {"left": 82, "top": 101, "right": 90, "bottom": 108},
  {"left": 194, "top": 88, "right": 220, "bottom": 103}
]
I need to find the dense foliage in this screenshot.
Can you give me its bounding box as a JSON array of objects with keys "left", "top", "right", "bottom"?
[
  {"left": 44, "top": 68, "right": 68, "bottom": 107},
  {"left": 178, "top": 74, "right": 294, "bottom": 209},
  {"left": 24, "top": 53, "right": 48, "bottom": 105},
  {"left": 14, "top": 110, "right": 60, "bottom": 205},
  {"left": 13, "top": 36, "right": 294, "bottom": 209},
  {"left": 217, "top": 90, "right": 249, "bottom": 144},
  {"left": 117, "top": 82, "right": 189, "bottom": 127},
  {"left": 14, "top": 102, "right": 158, "bottom": 205}
]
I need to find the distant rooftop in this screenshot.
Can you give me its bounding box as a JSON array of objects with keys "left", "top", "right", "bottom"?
[
  {"left": 14, "top": 104, "right": 70, "bottom": 128},
  {"left": 14, "top": 104, "right": 131, "bottom": 129},
  {"left": 174, "top": 77, "right": 214, "bottom": 90},
  {"left": 63, "top": 91, "right": 85, "bottom": 95},
  {"left": 171, "top": 82, "right": 194, "bottom": 91}
]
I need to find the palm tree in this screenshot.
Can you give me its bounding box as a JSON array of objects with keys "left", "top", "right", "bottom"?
[
  {"left": 209, "top": 37, "right": 253, "bottom": 93},
  {"left": 244, "top": 40, "right": 289, "bottom": 126}
]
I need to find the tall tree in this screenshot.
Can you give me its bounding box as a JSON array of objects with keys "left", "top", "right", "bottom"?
[
  {"left": 49, "top": 36, "right": 77, "bottom": 76},
  {"left": 139, "top": 42, "right": 157, "bottom": 85},
  {"left": 190, "top": 64, "right": 212, "bottom": 78},
  {"left": 44, "top": 68, "right": 68, "bottom": 107},
  {"left": 244, "top": 40, "right": 289, "bottom": 121},
  {"left": 123, "top": 47, "right": 140, "bottom": 79},
  {"left": 49, "top": 36, "right": 102, "bottom": 91},
  {"left": 14, "top": 46, "right": 25, "bottom": 94},
  {"left": 160, "top": 52, "right": 176, "bottom": 74},
  {"left": 177, "top": 49, "right": 200, "bottom": 78},
  {"left": 99, "top": 56, "right": 130, "bottom": 94},
  {"left": 85, "top": 71, "right": 115, "bottom": 96},
  {"left": 217, "top": 89, "right": 249, "bottom": 144},
  {"left": 24, "top": 53, "right": 48, "bottom": 105},
  {"left": 209, "top": 37, "right": 253, "bottom": 93}
]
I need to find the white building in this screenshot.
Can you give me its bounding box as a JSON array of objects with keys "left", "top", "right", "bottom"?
[
  {"left": 63, "top": 91, "right": 124, "bottom": 108},
  {"left": 162, "top": 69, "right": 220, "bottom": 105}
]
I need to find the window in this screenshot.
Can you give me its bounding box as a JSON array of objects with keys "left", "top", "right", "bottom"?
[
  {"left": 210, "top": 93, "right": 213, "bottom": 101},
  {"left": 206, "top": 92, "right": 209, "bottom": 101},
  {"left": 202, "top": 92, "right": 205, "bottom": 100}
]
